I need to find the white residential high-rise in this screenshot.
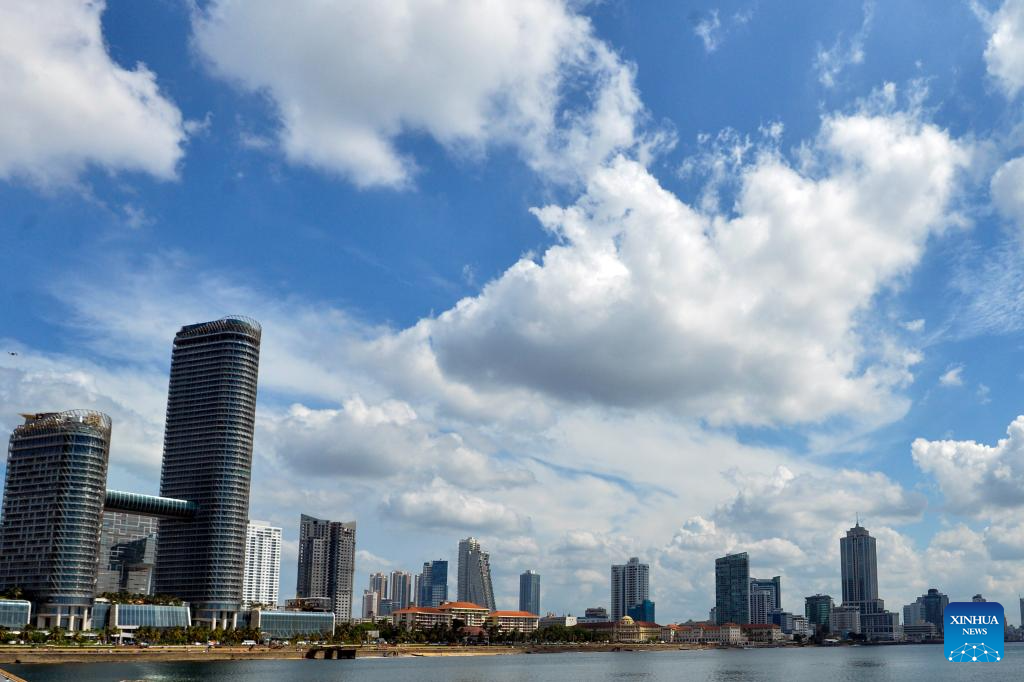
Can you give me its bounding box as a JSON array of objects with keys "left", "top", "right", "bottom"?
[
  {"left": 242, "top": 520, "right": 281, "bottom": 608},
  {"left": 362, "top": 589, "right": 380, "bottom": 619},
  {"left": 610, "top": 557, "right": 649, "bottom": 622},
  {"left": 391, "top": 571, "right": 413, "bottom": 610}
]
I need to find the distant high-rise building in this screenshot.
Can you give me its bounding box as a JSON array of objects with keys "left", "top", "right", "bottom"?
[
  {"left": 154, "top": 317, "right": 262, "bottom": 629},
  {"left": 96, "top": 511, "right": 158, "bottom": 595},
  {"left": 362, "top": 590, "right": 379, "bottom": 619},
  {"left": 919, "top": 588, "right": 949, "bottom": 633},
  {"left": 805, "top": 594, "right": 834, "bottom": 632},
  {"left": 903, "top": 600, "right": 924, "bottom": 626},
  {"left": 418, "top": 560, "right": 448, "bottom": 607},
  {"left": 750, "top": 576, "right": 781, "bottom": 624},
  {"left": 0, "top": 411, "right": 111, "bottom": 630},
  {"left": 610, "top": 557, "right": 650, "bottom": 622},
  {"left": 839, "top": 522, "right": 881, "bottom": 614},
  {"left": 243, "top": 520, "right": 281, "bottom": 608},
  {"left": 627, "top": 599, "right": 656, "bottom": 623},
  {"left": 715, "top": 552, "right": 750, "bottom": 625},
  {"left": 457, "top": 538, "right": 496, "bottom": 610},
  {"left": 391, "top": 571, "right": 413, "bottom": 610},
  {"left": 296, "top": 514, "right": 356, "bottom": 621},
  {"left": 519, "top": 570, "right": 541, "bottom": 615},
  {"left": 369, "top": 572, "right": 389, "bottom": 601},
  {"left": 972, "top": 594, "right": 986, "bottom": 602},
  {"left": 585, "top": 606, "right": 609, "bottom": 621}
]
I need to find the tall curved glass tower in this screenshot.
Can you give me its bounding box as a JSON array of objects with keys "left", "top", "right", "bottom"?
[
  {"left": 153, "top": 316, "right": 261, "bottom": 628},
  {"left": 0, "top": 410, "right": 111, "bottom": 630}
]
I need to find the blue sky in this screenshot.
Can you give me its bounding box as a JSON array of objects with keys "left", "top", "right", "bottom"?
[{"left": 2, "top": 0, "right": 1024, "bottom": 623}]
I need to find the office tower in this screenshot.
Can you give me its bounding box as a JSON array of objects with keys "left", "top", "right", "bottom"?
[
  {"left": 296, "top": 514, "right": 357, "bottom": 621},
  {"left": 715, "top": 552, "right": 750, "bottom": 624},
  {"left": 805, "top": 594, "right": 834, "bottom": 632},
  {"left": 154, "top": 317, "right": 261, "bottom": 628},
  {"left": 418, "top": 560, "right": 448, "bottom": 607},
  {"left": 362, "top": 590, "right": 379, "bottom": 619},
  {"left": 391, "top": 571, "right": 413, "bottom": 610},
  {"left": 610, "top": 557, "right": 650, "bottom": 622},
  {"left": 839, "top": 522, "right": 881, "bottom": 613},
  {"left": 519, "top": 570, "right": 541, "bottom": 615},
  {"left": 627, "top": 599, "right": 656, "bottom": 622},
  {"left": 903, "top": 600, "right": 924, "bottom": 626},
  {"left": 458, "top": 538, "right": 496, "bottom": 610},
  {"left": 0, "top": 411, "right": 111, "bottom": 630},
  {"left": 750, "top": 576, "right": 781, "bottom": 624},
  {"left": 585, "top": 606, "right": 609, "bottom": 621},
  {"left": 919, "top": 588, "right": 949, "bottom": 632},
  {"left": 242, "top": 520, "right": 282, "bottom": 608},
  {"left": 96, "top": 511, "right": 158, "bottom": 595},
  {"left": 369, "top": 572, "right": 389, "bottom": 601}
]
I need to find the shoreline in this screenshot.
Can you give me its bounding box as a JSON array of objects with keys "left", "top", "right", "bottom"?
[{"left": 0, "top": 643, "right": 770, "bottom": 665}]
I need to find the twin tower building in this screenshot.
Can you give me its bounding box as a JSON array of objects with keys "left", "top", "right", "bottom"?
[{"left": 0, "top": 317, "right": 262, "bottom": 630}]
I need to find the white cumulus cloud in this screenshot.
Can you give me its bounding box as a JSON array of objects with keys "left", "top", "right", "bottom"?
[
  {"left": 0, "top": 0, "right": 187, "bottom": 186},
  {"left": 975, "top": 0, "right": 1024, "bottom": 98},
  {"left": 191, "top": 0, "right": 644, "bottom": 188},
  {"left": 991, "top": 156, "right": 1024, "bottom": 228}
]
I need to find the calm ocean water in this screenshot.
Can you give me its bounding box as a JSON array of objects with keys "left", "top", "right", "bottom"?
[{"left": 9, "top": 643, "right": 1024, "bottom": 681}]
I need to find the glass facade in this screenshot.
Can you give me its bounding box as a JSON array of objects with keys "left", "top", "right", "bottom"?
[
  {"left": 519, "top": 570, "right": 540, "bottom": 615},
  {"left": 0, "top": 411, "right": 111, "bottom": 630},
  {"left": 96, "top": 512, "right": 158, "bottom": 595},
  {"left": 255, "top": 610, "right": 335, "bottom": 639},
  {"left": 154, "top": 317, "right": 261, "bottom": 626},
  {"left": 104, "top": 490, "right": 197, "bottom": 519},
  {"left": 0, "top": 600, "right": 31, "bottom": 629},
  {"left": 715, "top": 552, "right": 750, "bottom": 625},
  {"left": 116, "top": 604, "right": 191, "bottom": 628}
]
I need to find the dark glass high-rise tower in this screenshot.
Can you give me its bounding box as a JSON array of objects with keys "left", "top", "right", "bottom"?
[
  {"left": 840, "top": 522, "right": 880, "bottom": 613},
  {"left": 153, "top": 316, "right": 261, "bottom": 628},
  {"left": 715, "top": 552, "right": 750, "bottom": 624},
  {"left": 0, "top": 410, "right": 111, "bottom": 630}
]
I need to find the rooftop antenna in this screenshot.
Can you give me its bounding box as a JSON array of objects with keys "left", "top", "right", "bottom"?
[{"left": 856, "top": 512, "right": 860, "bottom": 526}]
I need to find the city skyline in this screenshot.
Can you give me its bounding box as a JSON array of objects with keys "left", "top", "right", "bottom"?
[{"left": 3, "top": 0, "right": 1024, "bottom": 624}]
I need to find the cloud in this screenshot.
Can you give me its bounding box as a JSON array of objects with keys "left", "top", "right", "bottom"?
[
  {"left": 975, "top": 0, "right": 1024, "bottom": 99},
  {"left": 814, "top": 1, "right": 874, "bottom": 88},
  {"left": 191, "top": 0, "right": 645, "bottom": 188},
  {"left": 385, "top": 101, "right": 968, "bottom": 427},
  {"left": 939, "top": 365, "right": 965, "bottom": 386},
  {"left": 991, "top": 156, "right": 1024, "bottom": 228},
  {"left": 912, "top": 415, "right": 1024, "bottom": 515},
  {"left": 380, "top": 478, "right": 529, "bottom": 533},
  {"left": 0, "top": 0, "right": 187, "bottom": 186},
  {"left": 693, "top": 10, "right": 722, "bottom": 52}
]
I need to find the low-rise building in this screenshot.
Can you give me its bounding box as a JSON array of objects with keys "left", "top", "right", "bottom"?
[
  {"left": 903, "top": 622, "right": 938, "bottom": 642},
  {"left": 0, "top": 600, "right": 31, "bottom": 630},
  {"left": 830, "top": 604, "right": 861, "bottom": 638},
  {"left": 861, "top": 610, "right": 901, "bottom": 641},
  {"left": 92, "top": 602, "right": 192, "bottom": 641},
  {"left": 791, "top": 615, "right": 814, "bottom": 638},
  {"left": 251, "top": 609, "right": 335, "bottom": 640},
  {"left": 660, "top": 624, "right": 684, "bottom": 642},
  {"left": 392, "top": 606, "right": 453, "bottom": 630},
  {"left": 539, "top": 613, "right": 577, "bottom": 628},
  {"left": 437, "top": 601, "right": 489, "bottom": 627},
  {"left": 613, "top": 616, "right": 661, "bottom": 643},
  {"left": 487, "top": 610, "right": 540, "bottom": 633},
  {"left": 740, "top": 623, "right": 785, "bottom": 643}
]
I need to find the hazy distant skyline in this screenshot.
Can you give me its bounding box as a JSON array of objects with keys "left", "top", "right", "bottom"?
[{"left": 2, "top": 0, "right": 1024, "bottom": 622}]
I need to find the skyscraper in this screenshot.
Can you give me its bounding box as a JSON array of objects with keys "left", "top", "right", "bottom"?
[
  {"left": 391, "top": 571, "right": 413, "bottom": 610},
  {"left": 369, "top": 572, "right": 389, "bottom": 601},
  {"left": 839, "top": 522, "right": 881, "bottom": 613},
  {"left": 750, "top": 576, "right": 781, "bottom": 624},
  {"left": 805, "top": 594, "right": 834, "bottom": 632},
  {"left": 418, "top": 560, "right": 448, "bottom": 607},
  {"left": 96, "top": 511, "right": 158, "bottom": 595},
  {"left": 242, "top": 520, "right": 282, "bottom": 608},
  {"left": 919, "top": 588, "right": 949, "bottom": 633},
  {"left": 0, "top": 411, "right": 111, "bottom": 630},
  {"left": 154, "top": 317, "right": 262, "bottom": 628},
  {"left": 457, "top": 538, "right": 496, "bottom": 610},
  {"left": 610, "top": 557, "right": 650, "bottom": 622},
  {"left": 296, "top": 514, "right": 357, "bottom": 621},
  {"left": 715, "top": 552, "right": 750, "bottom": 624},
  {"left": 519, "top": 570, "right": 541, "bottom": 615}
]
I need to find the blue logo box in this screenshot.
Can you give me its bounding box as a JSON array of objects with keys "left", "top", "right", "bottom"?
[{"left": 944, "top": 601, "right": 1004, "bottom": 662}]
